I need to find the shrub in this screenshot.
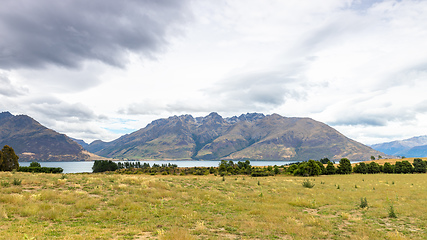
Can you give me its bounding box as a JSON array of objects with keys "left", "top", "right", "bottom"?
[
  {"left": 388, "top": 204, "right": 397, "bottom": 218},
  {"left": 1, "top": 181, "right": 10, "bottom": 187},
  {"left": 302, "top": 179, "right": 315, "bottom": 188},
  {"left": 18, "top": 167, "right": 63, "bottom": 173},
  {"left": 359, "top": 197, "right": 368, "bottom": 208},
  {"left": 12, "top": 178, "right": 22, "bottom": 186}
]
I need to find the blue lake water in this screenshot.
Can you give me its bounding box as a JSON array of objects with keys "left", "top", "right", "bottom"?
[
  {"left": 19, "top": 160, "right": 365, "bottom": 174},
  {"left": 19, "top": 160, "right": 298, "bottom": 174}
]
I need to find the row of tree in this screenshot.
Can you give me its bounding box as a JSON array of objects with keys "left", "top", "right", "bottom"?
[
  {"left": 353, "top": 159, "right": 426, "bottom": 174},
  {"left": 92, "top": 158, "right": 427, "bottom": 176},
  {"left": 286, "top": 158, "right": 352, "bottom": 176}
]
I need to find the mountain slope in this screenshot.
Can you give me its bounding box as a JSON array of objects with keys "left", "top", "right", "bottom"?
[
  {"left": 0, "top": 112, "right": 92, "bottom": 162},
  {"left": 87, "top": 112, "right": 383, "bottom": 161},
  {"left": 371, "top": 136, "right": 427, "bottom": 157}
]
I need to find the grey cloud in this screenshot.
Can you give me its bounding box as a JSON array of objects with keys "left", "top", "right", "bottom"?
[
  {"left": 380, "top": 64, "right": 427, "bottom": 90},
  {"left": 120, "top": 63, "right": 314, "bottom": 116},
  {"left": 30, "top": 100, "right": 103, "bottom": 123},
  {"left": 415, "top": 100, "right": 427, "bottom": 113},
  {"left": 208, "top": 66, "right": 309, "bottom": 107},
  {"left": 330, "top": 116, "right": 387, "bottom": 127},
  {"left": 0, "top": 72, "right": 27, "bottom": 97},
  {"left": 329, "top": 105, "right": 417, "bottom": 127},
  {"left": 0, "top": 0, "right": 191, "bottom": 69},
  {"left": 118, "top": 100, "right": 165, "bottom": 115}
]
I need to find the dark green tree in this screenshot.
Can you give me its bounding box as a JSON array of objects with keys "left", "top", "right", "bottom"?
[
  {"left": 30, "top": 161, "right": 41, "bottom": 168},
  {"left": 354, "top": 162, "right": 367, "bottom": 174},
  {"left": 400, "top": 160, "right": 413, "bottom": 173},
  {"left": 367, "top": 162, "right": 380, "bottom": 174},
  {"left": 413, "top": 158, "right": 427, "bottom": 173},
  {"left": 337, "top": 158, "right": 352, "bottom": 174},
  {"left": 92, "top": 160, "right": 118, "bottom": 173},
  {"left": 320, "top": 158, "right": 330, "bottom": 164},
  {"left": 394, "top": 161, "right": 403, "bottom": 173},
  {"left": 325, "top": 161, "right": 336, "bottom": 175},
  {"left": 383, "top": 162, "right": 394, "bottom": 173},
  {"left": 0, "top": 145, "right": 19, "bottom": 171},
  {"left": 294, "top": 160, "right": 322, "bottom": 176},
  {"left": 314, "top": 161, "right": 325, "bottom": 175}
]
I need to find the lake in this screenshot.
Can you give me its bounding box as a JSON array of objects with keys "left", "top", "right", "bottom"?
[
  {"left": 19, "top": 160, "right": 365, "bottom": 174},
  {"left": 19, "top": 160, "right": 299, "bottom": 174}
]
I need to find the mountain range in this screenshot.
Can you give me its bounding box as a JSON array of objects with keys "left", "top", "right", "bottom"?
[
  {"left": 0, "top": 111, "right": 391, "bottom": 162},
  {"left": 371, "top": 135, "right": 427, "bottom": 158},
  {"left": 0, "top": 111, "right": 95, "bottom": 162},
  {"left": 85, "top": 112, "right": 384, "bottom": 161}
]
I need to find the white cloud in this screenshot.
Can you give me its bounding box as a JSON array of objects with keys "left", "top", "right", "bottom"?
[{"left": 1, "top": 0, "right": 427, "bottom": 145}]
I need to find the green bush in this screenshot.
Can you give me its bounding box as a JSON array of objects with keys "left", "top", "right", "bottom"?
[
  {"left": 359, "top": 197, "right": 368, "bottom": 208},
  {"left": 302, "top": 179, "right": 315, "bottom": 188},
  {"left": 1, "top": 181, "right": 10, "bottom": 187},
  {"left": 388, "top": 204, "right": 397, "bottom": 218},
  {"left": 12, "top": 178, "right": 22, "bottom": 186}
]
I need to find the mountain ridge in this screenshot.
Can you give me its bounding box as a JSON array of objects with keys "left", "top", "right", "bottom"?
[
  {"left": 371, "top": 135, "right": 427, "bottom": 157},
  {"left": 0, "top": 111, "right": 96, "bottom": 162},
  {"left": 86, "top": 112, "right": 384, "bottom": 161}
]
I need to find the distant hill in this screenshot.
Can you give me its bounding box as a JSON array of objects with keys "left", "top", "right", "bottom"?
[
  {"left": 0, "top": 112, "right": 94, "bottom": 162},
  {"left": 371, "top": 136, "right": 427, "bottom": 157},
  {"left": 86, "top": 112, "right": 384, "bottom": 161},
  {"left": 71, "top": 138, "right": 89, "bottom": 148}
]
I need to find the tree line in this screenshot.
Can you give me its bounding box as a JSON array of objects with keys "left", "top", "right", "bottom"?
[{"left": 92, "top": 158, "right": 427, "bottom": 177}]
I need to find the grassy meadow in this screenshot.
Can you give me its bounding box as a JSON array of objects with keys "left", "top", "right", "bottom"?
[{"left": 0, "top": 171, "right": 426, "bottom": 239}]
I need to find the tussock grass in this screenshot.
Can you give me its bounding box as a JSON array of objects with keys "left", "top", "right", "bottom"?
[{"left": 0, "top": 172, "right": 426, "bottom": 239}]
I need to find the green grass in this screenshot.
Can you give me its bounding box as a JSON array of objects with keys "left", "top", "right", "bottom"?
[{"left": 0, "top": 172, "right": 426, "bottom": 239}]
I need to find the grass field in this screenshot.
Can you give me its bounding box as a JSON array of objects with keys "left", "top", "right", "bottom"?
[{"left": 0, "top": 171, "right": 426, "bottom": 239}]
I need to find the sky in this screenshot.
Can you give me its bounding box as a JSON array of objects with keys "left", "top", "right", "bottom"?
[{"left": 1, "top": 0, "right": 427, "bottom": 145}]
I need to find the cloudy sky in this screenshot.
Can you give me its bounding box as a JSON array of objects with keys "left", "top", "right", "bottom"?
[{"left": 1, "top": 0, "right": 427, "bottom": 145}]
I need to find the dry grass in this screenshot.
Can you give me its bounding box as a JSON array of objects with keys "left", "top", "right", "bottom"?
[{"left": 0, "top": 172, "right": 426, "bottom": 239}]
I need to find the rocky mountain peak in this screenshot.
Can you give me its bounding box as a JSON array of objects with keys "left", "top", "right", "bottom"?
[
  {"left": 0, "top": 111, "right": 14, "bottom": 122},
  {"left": 226, "top": 112, "right": 265, "bottom": 123}
]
